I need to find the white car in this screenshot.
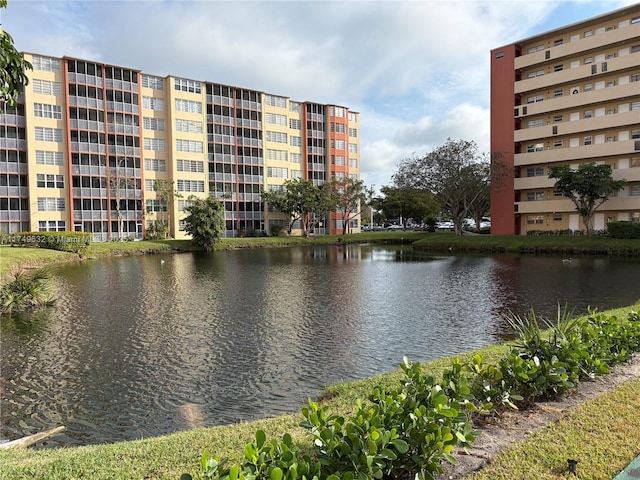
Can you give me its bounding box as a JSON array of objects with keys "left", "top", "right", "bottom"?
[
  {"left": 437, "top": 221, "right": 454, "bottom": 231},
  {"left": 387, "top": 224, "right": 404, "bottom": 230}
]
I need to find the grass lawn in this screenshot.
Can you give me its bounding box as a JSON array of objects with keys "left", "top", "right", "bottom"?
[{"left": 0, "top": 304, "right": 638, "bottom": 480}]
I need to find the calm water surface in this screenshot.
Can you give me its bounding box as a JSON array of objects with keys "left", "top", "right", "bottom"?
[{"left": 1, "top": 245, "right": 639, "bottom": 447}]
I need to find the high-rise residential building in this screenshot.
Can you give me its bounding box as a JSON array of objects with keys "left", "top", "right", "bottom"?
[
  {"left": 490, "top": 4, "right": 640, "bottom": 235},
  {"left": 0, "top": 53, "right": 361, "bottom": 240}
]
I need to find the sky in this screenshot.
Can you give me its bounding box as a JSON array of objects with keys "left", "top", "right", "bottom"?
[{"left": 4, "top": 0, "right": 637, "bottom": 190}]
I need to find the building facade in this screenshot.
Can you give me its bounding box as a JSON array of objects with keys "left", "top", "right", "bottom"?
[
  {"left": 0, "top": 53, "right": 361, "bottom": 240},
  {"left": 490, "top": 5, "right": 640, "bottom": 235}
]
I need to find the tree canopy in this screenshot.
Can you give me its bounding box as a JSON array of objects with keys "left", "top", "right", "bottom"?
[
  {"left": 261, "top": 179, "right": 333, "bottom": 236},
  {"left": 183, "top": 196, "right": 226, "bottom": 251},
  {"left": 378, "top": 186, "right": 438, "bottom": 226},
  {"left": 329, "top": 178, "right": 368, "bottom": 234},
  {"left": 0, "top": 1, "right": 32, "bottom": 106},
  {"left": 548, "top": 163, "right": 626, "bottom": 234},
  {"left": 393, "top": 138, "right": 491, "bottom": 235}
]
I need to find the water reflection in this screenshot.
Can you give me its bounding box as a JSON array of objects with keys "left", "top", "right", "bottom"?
[{"left": 1, "top": 246, "right": 638, "bottom": 447}]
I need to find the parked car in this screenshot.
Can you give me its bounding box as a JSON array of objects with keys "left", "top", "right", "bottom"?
[
  {"left": 437, "top": 221, "right": 455, "bottom": 231},
  {"left": 387, "top": 224, "right": 404, "bottom": 230}
]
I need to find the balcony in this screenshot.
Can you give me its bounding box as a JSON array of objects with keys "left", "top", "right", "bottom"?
[
  {"left": 515, "top": 139, "right": 639, "bottom": 166},
  {"left": 0, "top": 162, "right": 28, "bottom": 174},
  {"left": 515, "top": 22, "right": 640, "bottom": 69},
  {"left": 0, "top": 138, "right": 27, "bottom": 149},
  {"left": 68, "top": 97, "right": 104, "bottom": 110},
  {"left": 105, "top": 79, "right": 139, "bottom": 92},
  {"left": 106, "top": 101, "right": 139, "bottom": 114},
  {"left": 68, "top": 73, "right": 103, "bottom": 87},
  {"left": 72, "top": 165, "right": 108, "bottom": 176},
  {"left": 107, "top": 123, "right": 140, "bottom": 135},
  {"left": 0, "top": 211, "right": 29, "bottom": 221},
  {"left": 0, "top": 186, "right": 28, "bottom": 196},
  {"left": 71, "top": 142, "right": 107, "bottom": 154},
  {"left": 0, "top": 114, "right": 26, "bottom": 127},
  {"left": 70, "top": 119, "right": 105, "bottom": 131}
]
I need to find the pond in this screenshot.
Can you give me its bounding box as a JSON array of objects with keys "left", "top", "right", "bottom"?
[{"left": 1, "top": 244, "right": 639, "bottom": 447}]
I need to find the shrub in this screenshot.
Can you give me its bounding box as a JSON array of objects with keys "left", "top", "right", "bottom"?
[{"left": 607, "top": 221, "right": 640, "bottom": 239}]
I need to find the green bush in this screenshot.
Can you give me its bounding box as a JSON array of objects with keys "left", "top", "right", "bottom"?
[
  {"left": 607, "top": 221, "right": 640, "bottom": 239},
  {"left": 7, "top": 231, "right": 91, "bottom": 253}
]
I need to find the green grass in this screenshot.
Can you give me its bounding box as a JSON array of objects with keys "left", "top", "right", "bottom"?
[
  {"left": 413, "top": 232, "right": 640, "bottom": 256},
  {"left": 1, "top": 304, "right": 638, "bottom": 480}
]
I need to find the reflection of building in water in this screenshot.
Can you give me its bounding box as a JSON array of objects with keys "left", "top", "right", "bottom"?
[{"left": 491, "top": 5, "right": 640, "bottom": 235}]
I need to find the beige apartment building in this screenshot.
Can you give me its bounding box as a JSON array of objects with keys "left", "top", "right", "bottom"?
[
  {"left": 490, "top": 4, "right": 640, "bottom": 235},
  {"left": 0, "top": 54, "right": 361, "bottom": 240}
]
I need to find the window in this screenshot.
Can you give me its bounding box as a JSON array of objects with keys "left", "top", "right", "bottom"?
[
  {"left": 348, "top": 112, "right": 357, "bottom": 122},
  {"left": 175, "top": 119, "right": 203, "bottom": 133},
  {"left": 265, "top": 113, "right": 287, "bottom": 125},
  {"left": 290, "top": 153, "right": 302, "bottom": 164},
  {"left": 266, "top": 131, "right": 287, "bottom": 143},
  {"left": 144, "top": 158, "right": 166, "bottom": 171},
  {"left": 632, "top": 130, "right": 640, "bottom": 139},
  {"left": 266, "top": 149, "right": 288, "bottom": 161},
  {"left": 349, "top": 158, "right": 357, "bottom": 168},
  {"left": 36, "top": 174, "right": 64, "bottom": 188},
  {"left": 36, "top": 151, "right": 63, "bottom": 166},
  {"left": 527, "top": 119, "right": 544, "bottom": 128},
  {"left": 526, "top": 143, "right": 544, "bottom": 153},
  {"left": 35, "top": 127, "right": 62, "bottom": 142},
  {"left": 527, "top": 94, "right": 544, "bottom": 103},
  {"left": 632, "top": 101, "right": 640, "bottom": 111},
  {"left": 177, "top": 180, "right": 204, "bottom": 192},
  {"left": 554, "top": 140, "right": 563, "bottom": 148},
  {"left": 143, "top": 96, "right": 164, "bottom": 111},
  {"left": 554, "top": 64, "right": 563, "bottom": 72},
  {"left": 267, "top": 167, "right": 288, "bottom": 178},
  {"left": 584, "top": 83, "right": 593, "bottom": 91},
  {"left": 176, "top": 139, "right": 203, "bottom": 153},
  {"left": 331, "top": 106, "right": 345, "bottom": 117},
  {"left": 37, "top": 197, "right": 65, "bottom": 211},
  {"left": 348, "top": 143, "right": 358, "bottom": 153},
  {"left": 527, "top": 44, "right": 544, "bottom": 53},
  {"left": 584, "top": 57, "right": 593, "bottom": 64},
  {"left": 584, "top": 136, "right": 592, "bottom": 145},
  {"left": 584, "top": 30, "right": 593, "bottom": 37},
  {"left": 290, "top": 136, "right": 301, "bottom": 147},
  {"left": 526, "top": 191, "right": 545, "bottom": 201},
  {"left": 177, "top": 199, "right": 194, "bottom": 212},
  {"left": 38, "top": 221, "right": 66, "bottom": 232},
  {"left": 331, "top": 122, "right": 346, "bottom": 134},
  {"left": 527, "top": 70, "right": 544, "bottom": 78},
  {"left": 554, "top": 39, "right": 564, "bottom": 46},
  {"left": 602, "top": 62, "right": 608, "bottom": 72},
  {"left": 584, "top": 110, "right": 593, "bottom": 118},
  {"left": 348, "top": 127, "right": 357, "bottom": 137},
  {"left": 553, "top": 89, "right": 563, "bottom": 97},
  {"left": 606, "top": 108, "right": 615, "bottom": 115},
  {"left": 264, "top": 95, "right": 286, "bottom": 108},
  {"left": 289, "top": 101, "right": 301, "bottom": 113},
  {"left": 632, "top": 16, "right": 640, "bottom": 25},
  {"left": 526, "top": 215, "right": 544, "bottom": 225},
  {"left": 141, "top": 75, "right": 164, "bottom": 90},
  {"left": 606, "top": 136, "right": 615, "bottom": 143},
  {"left": 495, "top": 52, "right": 504, "bottom": 59},
  {"left": 290, "top": 170, "right": 302, "bottom": 179},
  {"left": 553, "top": 115, "right": 563, "bottom": 122},
  {"left": 631, "top": 185, "right": 640, "bottom": 196},
  {"left": 32, "top": 79, "right": 61, "bottom": 96},
  {"left": 145, "top": 179, "right": 159, "bottom": 191},
  {"left": 33, "top": 103, "right": 62, "bottom": 119},
  {"left": 632, "top": 74, "right": 640, "bottom": 83},
  {"left": 553, "top": 214, "right": 562, "bottom": 221},
  {"left": 289, "top": 118, "right": 301, "bottom": 130},
  {"left": 606, "top": 81, "right": 615, "bottom": 87},
  {"left": 334, "top": 139, "right": 346, "bottom": 150},
  {"left": 143, "top": 138, "right": 166, "bottom": 152},
  {"left": 145, "top": 200, "right": 167, "bottom": 213},
  {"left": 32, "top": 56, "right": 60, "bottom": 72},
  {"left": 176, "top": 159, "right": 204, "bottom": 173},
  {"left": 174, "top": 78, "right": 201, "bottom": 94},
  {"left": 143, "top": 117, "right": 165, "bottom": 131},
  {"left": 175, "top": 99, "right": 202, "bottom": 113}
]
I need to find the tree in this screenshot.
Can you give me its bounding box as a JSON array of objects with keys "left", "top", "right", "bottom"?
[
  {"left": 108, "top": 157, "right": 139, "bottom": 240},
  {"left": 549, "top": 163, "right": 626, "bottom": 235},
  {"left": 378, "top": 185, "right": 438, "bottom": 226},
  {"left": 183, "top": 196, "right": 226, "bottom": 251},
  {"left": 0, "top": 1, "right": 32, "bottom": 106},
  {"left": 465, "top": 162, "right": 491, "bottom": 233},
  {"left": 393, "top": 138, "right": 491, "bottom": 235},
  {"left": 145, "top": 180, "right": 179, "bottom": 240},
  {"left": 261, "top": 179, "right": 331, "bottom": 236},
  {"left": 329, "top": 178, "right": 368, "bottom": 235}
]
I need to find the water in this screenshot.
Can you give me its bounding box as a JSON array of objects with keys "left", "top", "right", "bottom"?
[{"left": 1, "top": 245, "right": 639, "bottom": 447}]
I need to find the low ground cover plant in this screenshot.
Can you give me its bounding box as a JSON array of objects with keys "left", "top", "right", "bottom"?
[{"left": 182, "top": 307, "right": 640, "bottom": 480}]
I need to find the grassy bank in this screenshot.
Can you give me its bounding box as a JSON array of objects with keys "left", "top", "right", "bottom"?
[{"left": 1, "top": 304, "right": 638, "bottom": 480}]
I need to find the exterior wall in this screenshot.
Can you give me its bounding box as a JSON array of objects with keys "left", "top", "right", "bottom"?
[
  {"left": 490, "top": 5, "right": 640, "bottom": 234},
  {"left": 7, "top": 53, "right": 361, "bottom": 240}
]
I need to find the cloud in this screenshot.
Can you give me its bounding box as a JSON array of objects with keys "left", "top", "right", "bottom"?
[{"left": 5, "top": 0, "right": 630, "bottom": 190}]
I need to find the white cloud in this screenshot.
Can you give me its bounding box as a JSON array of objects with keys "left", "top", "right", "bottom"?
[{"left": 5, "top": 0, "right": 629, "bottom": 189}]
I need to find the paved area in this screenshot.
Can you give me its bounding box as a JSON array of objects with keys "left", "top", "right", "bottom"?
[{"left": 615, "top": 455, "right": 640, "bottom": 479}]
